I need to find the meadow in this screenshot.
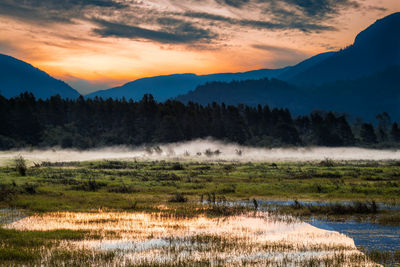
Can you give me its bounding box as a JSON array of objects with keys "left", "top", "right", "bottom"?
[{"left": 1, "top": 147, "right": 400, "bottom": 266}]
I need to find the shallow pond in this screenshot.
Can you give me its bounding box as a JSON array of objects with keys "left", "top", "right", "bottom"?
[
  {"left": 0, "top": 208, "right": 26, "bottom": 225},
  {"left": 309, "top": 219, "right": 400, "bottom": 252},
  {"left": 4, "top": 211, "right": 379, "bottom": 266}
]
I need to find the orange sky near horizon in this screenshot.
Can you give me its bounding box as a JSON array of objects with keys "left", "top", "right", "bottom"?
[{"left": 0, "top": 0, "right": 398, "bottom": 94}]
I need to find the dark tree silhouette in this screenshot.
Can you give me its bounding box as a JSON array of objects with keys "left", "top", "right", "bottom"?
[
  {"left": 360, "top": 123, "right": 378, "bottom": 144},
  {"left": 0, "top": 93, "right": 397, "bottom": 149}
]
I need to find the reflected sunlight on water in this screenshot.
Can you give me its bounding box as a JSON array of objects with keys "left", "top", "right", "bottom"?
[{"left": 6, "top": 211, "right": 380, "bottom": 266}]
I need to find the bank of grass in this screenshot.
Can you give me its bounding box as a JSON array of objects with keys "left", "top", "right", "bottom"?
[
  {"left": 0, "top": 227, "right": 101, "bottom": 264},
  {"left": 364, "top": 249, "right": 400, "bottom": 266},
  {"left": 272, "top": 199, "right": 400, "bottom": 226}
]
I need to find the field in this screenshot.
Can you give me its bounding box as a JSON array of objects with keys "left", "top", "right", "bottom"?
[{"left": 1, "top": 146, "right": 400, "bottom": 266}]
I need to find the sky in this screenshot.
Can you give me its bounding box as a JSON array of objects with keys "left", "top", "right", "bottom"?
[{"left": 0, "top": 0, "right": 398, "bottom": 94}]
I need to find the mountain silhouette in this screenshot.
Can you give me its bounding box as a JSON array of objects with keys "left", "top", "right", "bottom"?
[
  {"left": 177, "top": 66, "right": 400, "bottom": 121},
  {"left": 86, "top": 69, "right": 287, "bottom": 101},
  {"left": 0, "top": 54, "right": 80, "bottom": 99},
  {"left": 283, "top": 12, "right": 400, "bottom": 86},
  {"left": 176, "top": 78, "right": 309, "bottom": 111},
  {"left": 87, "top": 12, "right": 400, "bottom": 100}
]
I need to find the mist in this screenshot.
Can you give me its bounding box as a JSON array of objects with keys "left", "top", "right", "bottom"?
[{"left": 1, "top": 139, "right": 400, "bottom": 166}]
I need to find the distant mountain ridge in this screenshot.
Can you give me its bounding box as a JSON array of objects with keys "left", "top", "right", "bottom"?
[
  {"left": 282, "top": 12, "right": 400, "bottom": 86},
  {"left": 0, "top": 54, "right": 80, "bottom": 99},
  {"left": 176, "top": 65, "right": 400, "bottom": 121},
  {"left": 85, "top": 68, "right": 287, "bottom": 101}
]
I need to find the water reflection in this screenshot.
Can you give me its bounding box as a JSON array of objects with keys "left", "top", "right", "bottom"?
[{"left": 6, "top": 211, "right": 378, "bottom": 266}]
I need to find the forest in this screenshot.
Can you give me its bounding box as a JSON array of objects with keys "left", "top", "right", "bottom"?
[{"left": 1, "top": 92, "right": 400, "bottom": 149}]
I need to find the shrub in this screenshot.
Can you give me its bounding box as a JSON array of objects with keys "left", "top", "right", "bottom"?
[
  {"left": 169, "top": 193, "right": 187, "bottom": 202},
  {"left": 71, "top": 178, "right": 107, "bottom": 191},
  {"left": 171, "top": 163, "right": 184, "bottom": 170},
  {"left": 14, "top": 156, "right": 27, "bottom": 176},
  {"left": 23, "top": 183, "right": 37, "bottom": 194},
  {"left": 319, "top": 158, "right": 335, "bottom": 167},
  {"left": 218, "top": 184, "right": 236, "bottom": 194},
  {"left": 0, "top": 184, "right": 16, "bottom": 201},
  {"left": 107, "top": 184, "right": 139, "bottom": 193}
]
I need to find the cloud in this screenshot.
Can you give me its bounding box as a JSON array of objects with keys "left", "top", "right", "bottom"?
[
  {"left": 215, "top": 0, "right": 251, "bottom": 8},
  {"left": 92, "top": 18, "right": 217, "bottom": 44},
  {"left": 191, "top": 0, "right": 362, "bottom": 32},
  {"left": 183, "top": 11, "right": 335, "bottom": 32},
  {"left": 277, "top": 0, "right": 360, "bottom": 19},
  {"left": 61, "top": 75, "right": 122, "bottom": 95},
  {"left": 0, "top": 0, "right": 126, "bottom": 24},
  {"left": 251, "top": 44, "right": 309, "bottom": 67},
  {"left": 0, "top": 0, "right": 366, "bottom": 46},
  {"left": 0, "top": 41, "right": 18, "bottom": 55}
]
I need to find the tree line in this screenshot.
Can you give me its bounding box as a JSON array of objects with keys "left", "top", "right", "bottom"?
[{"left": 1, "top": 93, "right": 400, "bottom": 149}]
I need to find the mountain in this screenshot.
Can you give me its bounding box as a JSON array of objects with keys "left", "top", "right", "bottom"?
[
  {"left": 176, "top": 78, "right": 309, "bottom": 111},
  {"left": 176, "top": 66, "right": 400, "bottom": 121},
  {"left": 0, "top": 54, "right": 80, "bottom": 99},
  {"left": 277, "top": 52, "right": 335, "bottom": 81},
  {"left": 283, "top": 12, "right": 400, "bottom": 86},
  {"left": 86, "top": 68, "right": 287, "bottom": 101},
  {"left": 306, "top": 66, "right": 400, "bottom": 120}
]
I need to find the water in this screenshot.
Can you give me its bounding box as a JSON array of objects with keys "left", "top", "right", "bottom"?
[
  {"left": 4, "top": 211, "right": 378, "bottom": 266},
  {"left": 309, "top": 219, "right": 400, "bottom": 252},
  {"left": 0, "top": 208, "right": 26, "bottom": 225},
  {"left": 2, "top": 206, "right": 397, "bottom": 265}
]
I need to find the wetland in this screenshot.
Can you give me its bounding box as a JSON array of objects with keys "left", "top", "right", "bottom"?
[{"left": 1, "top": 143, "right": 400, "bottom": 266}]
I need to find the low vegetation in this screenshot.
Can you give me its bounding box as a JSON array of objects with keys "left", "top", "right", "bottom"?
[
  {"left": 0, "top": 158, "right": 399, "bottom": 266},
  {"left": 0, "top": 159, "right": 400, "bottom": 213},
  {"left": 0, "top": 158, "right": 399, "bottom": 224}
]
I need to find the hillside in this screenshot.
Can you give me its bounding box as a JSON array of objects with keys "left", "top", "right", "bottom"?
[
  {"left": 284, "top": 12, "right": 400, "bottom": 86},
  {"left": 86, "top": 69, "right": 287, "bottom": 101},
  {"left": 0, "top": 54, "right": 80, "bottom": 99},
  {"left": 177, "top": 66, "right": 400, "bottom": 121}
]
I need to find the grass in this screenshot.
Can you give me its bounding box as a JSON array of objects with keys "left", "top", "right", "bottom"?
[
  {"left": 285, "top": 200, "right": 379, "bottom": 215},
  {"left": 0, "top": 158, "right": 398, "bottom": 266},
  {"left": 0, "top": 227, "right": 100, "bottom": 264},
  {"left": 1, "top": 159, "right": 400, "bottom": 212},
  {"left": 364, "top": 249, "right": 400, "bottom": 265}
]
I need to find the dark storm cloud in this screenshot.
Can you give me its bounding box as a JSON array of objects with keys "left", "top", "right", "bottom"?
[{"left": 92, "top": 18, "right": 217, "bottom": 44}]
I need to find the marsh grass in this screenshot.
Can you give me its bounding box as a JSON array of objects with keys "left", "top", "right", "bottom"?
[
  {"left": 0, "top": 227, "right": 97, "bottom": 264},
  {"left": 1, "top": 159, "right": 400, "bottom": 217},
  {"left": 365, "top": 249, "right": 400, "bottom": 265},
  {"left": 288, "top": 200, "right": 379, "bottom": 215},
  {"left": 2, "top": 211, "right": 379, "bottom": 266}
]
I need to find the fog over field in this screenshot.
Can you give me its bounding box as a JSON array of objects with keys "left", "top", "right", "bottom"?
[{"left": 1, "top": 139, "right": 400, "bottom": 166}]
